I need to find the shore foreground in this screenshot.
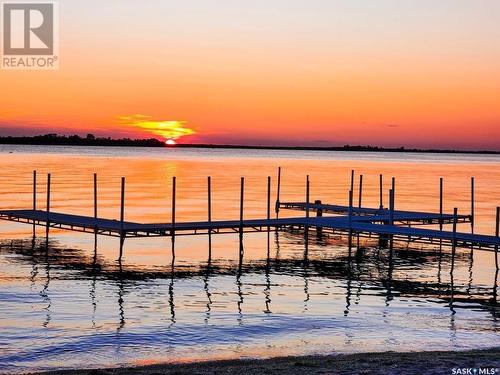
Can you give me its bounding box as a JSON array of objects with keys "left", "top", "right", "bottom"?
[{"left": 35, "top": 348, "right": 500, "bottom": 375}]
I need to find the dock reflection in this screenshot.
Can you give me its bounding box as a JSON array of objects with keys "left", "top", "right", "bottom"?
[
  {"left": 0, "top": 233, "right": 498, "bottom": 332},
  {"left": 168, "top": 259, "right": 175, "bottom": 325}
]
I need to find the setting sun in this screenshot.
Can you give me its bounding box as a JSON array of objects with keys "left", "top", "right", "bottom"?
[{"left": 165, "top": 139, "right": 176, "bottom": 145}]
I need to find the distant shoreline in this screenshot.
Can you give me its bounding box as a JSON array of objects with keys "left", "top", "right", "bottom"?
[
  {"left": 33, "top": 348, "right": 500, "bottom": 375},
  {"left": 0, "top": 134, "right": 499, "bottom": 155},
  {"left": 169, "top": 143, "right": 500, "bottom": 155}
]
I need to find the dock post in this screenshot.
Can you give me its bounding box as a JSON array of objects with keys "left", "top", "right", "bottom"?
[
  {"left": 389, "top": 189, "right": 394, "bottom": 226},
  {"left": 315, "top": 199, "right": 323, "bottom": 238},
  {"left": 391, "top": 177, "right": 395, "bottom": 201},
  {"left": 495, "top": 207, "right": 499, "bottom": 270},
  {"left": 315, "top": 200, "right": 322, "bottom": 217},
  {"left": 239, "top": 177, "right": 244, "bottom": 230},
  {"left": 239, "top": 177, "right": 244, "bottom": 259},
  {"left": 377, "top": 186, "right": 391, "bottom": 248},
  {"left": 240, "top": 177, "right": 244, "bottom": 224},
  {"left": 348, "top": 190, "right": 353, "bottom": 231},
  {"left": 358, "top": 174, "right": 363, "bottom": 208},
  {"left": 94, "top": 173, "right": 98, "bottom": 219},
  {"left": 471, "top": 177, "right": 475, "bottom": 234},
  {"left": 451, "top": 207, "right": 458, "bottom": 273},
  {"left": 208, "top": 176, "right": 212, "bottom": 259},
  {"left": 93, "top": 173, "right": 98, "bottom": 245},
  {"left": 348, "top": 190, "right": 353, "bottom": 247},
  {"left": 275, "top": 167, "right": 281, "bottom": 218},
  {"left": 304, "top": 175, "right": 310, "bottom": 258},
  {"left": 379, "top": 174, "right": 383, "bottom": 209},
  {"left": 33, "top": 170, "right": 37, "bottom": 211},
  {"left": 350, "top": 170, "right": 354, "bottom": 193},
  {"left": 120, "top": 177, "right": 125, "bottom": 230},
  {"left": 267, "top": 176, "right": 271, "bottom": 260},
  {"left": 32, "top": 170, "right": 37, "bottom": 236},
  {"left": 172, "top": 176, "right": 176, "bottom": 229},
  {"left": 171, "top": 176, "right": 176, "bottom": 252},
  {"left": 267, "top": 176, "right": 271, "bottom": 224},
  {"left": 439, "top": 178, "right": 443, "bottom": 231},
  {"left": 388, "top": 188, "right": 395, "bottom": 244},
  {"left": 452, "top": 207, "right": 458, "bottom": 242},
  {"left": 208, "top": 176, "right": 212, "bottom": 223},
  {"left": 45, "top": 173, "right": 51, "bottom": 238},
  {"left": 306, "top": 175, "right": 310, "bottom": 219},
  {"left": 119, "top": 177, "right": 125, "bottom": 261}
]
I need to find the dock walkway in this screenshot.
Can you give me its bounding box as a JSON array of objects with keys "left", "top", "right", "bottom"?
[{"left": 1, "top": 203, "right": 498, "bottom": 251}]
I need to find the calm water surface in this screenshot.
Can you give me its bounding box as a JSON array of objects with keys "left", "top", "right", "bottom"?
[{"left": 0, "top": 145, "right": 499, "bottom": 373}]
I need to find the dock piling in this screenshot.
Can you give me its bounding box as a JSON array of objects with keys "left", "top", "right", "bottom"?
[
  {"left": 315, "top": 199, "right": 323, "bottom": 238},
  {"left": 496, "top": 207, "right": 499, "bottom": 270},
  {"left": 305, "top": 175, "right": 310, "bottom": 257},
  {"left": 439, "top": 178, "right": 444, "bottom": 231},
  {"left": 239, "top": 177, "right": 244, "bottom": 228},
  {"left": 451, "top": 207, "right": 458, "bottom": 273},
  {"left": 315, "top": 200, "right": 323, "bottom": 217},
  {"left": 350, "top": 170, "right": 354, "bottom": 193},
  {"left": 471, "top": 177, "right": 475, "bottom": 234},
  {"left": 348, "top": 190, "right": 353, "bottom": 231},
  {"left": 120, "top": 177, "right": 125, "bottom": 232},
  {"left": 93, "top": 173, "right": 98, "bottom": 244},
  {"left": 358, "top": 174, "right": 363, "bottom": 208},
  {"left": 208, "top": 176, "right": 212, "bottom": 259},
  {"left": 452, "top": 207, "right": 458, "bottom": 243},
  {"left": 208, "top": 176, "right": 212, "bottom": 223},
  {"left": 267, "top": 176, "right": 271, "bottom": 223},
  {"left": 379, "top": 174, "right": 383, "bottom": 209},
  {"left": 239, "top": 177, "right": 245, "bottom": 259},
  {"left": 348, "top": 190, "right": 353, "bottom": 247},
  {"left": 378, "top": 186, "right": 391, "bottom": 248},
  {"left": 171, "top": 176, "right": 176, "bottom": 247},
  {"left": 275, "top": 167, "right": 281, "bottom": 218},
  {"left": 172, "top": 176, "right": 176, "bottom": 225},
  {"left": 119, "top": 177, "right": 125, "bottom": 260},
  {"left": 33, "top": 170, "right": 37, "bottom": 211},
  {"left": 93, "top": 173, "right": 98, "bottom": 219},
  {"left": 32, "top": 170, "right": 37, "bottom": 236},
  {"left": 45, "top": 173, "right": 51, "bottom": 237},
  {"left": 306, "top": 175, "right": 310, "bottom": 219},
  {"left": 389, "top": 189, "right": 394, "bottom": 226}
]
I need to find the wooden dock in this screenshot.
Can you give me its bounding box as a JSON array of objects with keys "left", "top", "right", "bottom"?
[
  {"left": 0, "top": 204, "right": 498, "bottom": 251},
  {"left": 0, "top": 169, "right": 499, "bottom": 263},
  {"left": 0, "top": 209, "right": 305, "bottom": 237},
  {"left": 279, "top": 201, "right": 472, "bottom": 225}
]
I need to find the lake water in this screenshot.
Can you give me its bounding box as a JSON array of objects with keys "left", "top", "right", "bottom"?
[{"left": 0, "top": 145, "right": 499, "bottom": 373}]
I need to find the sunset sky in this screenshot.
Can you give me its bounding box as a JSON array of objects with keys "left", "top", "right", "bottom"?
[{"left": 1, "top": 0, "right": 500, "bottom": 149}]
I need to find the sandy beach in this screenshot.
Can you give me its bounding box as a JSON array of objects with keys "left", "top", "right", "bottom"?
[{"left": 34, "top": 348, "right": 500, "bottom": 375}]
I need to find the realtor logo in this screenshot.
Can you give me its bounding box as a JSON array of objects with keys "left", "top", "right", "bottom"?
[{"left": 1, "top": 1, "right": 59, "bottom": 69}]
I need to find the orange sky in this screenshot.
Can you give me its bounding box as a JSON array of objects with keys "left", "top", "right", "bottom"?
[{"left": 1, "top": 0, "right": 500, "bottom": 149}]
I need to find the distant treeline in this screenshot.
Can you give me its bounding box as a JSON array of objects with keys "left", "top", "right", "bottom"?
[
  {"left": 0, "top": 133, "right": 165, "bottom": 147},
  {"left": 174, "top": 143, "right": 500, "bottom": 154},
  {"left": 0, "top": 134, "right": 498, "bottom": 154}
]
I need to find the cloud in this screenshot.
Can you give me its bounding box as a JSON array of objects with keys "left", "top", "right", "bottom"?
[{"left": 118, "top": 114, "right": 196, "bottom": 140}]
